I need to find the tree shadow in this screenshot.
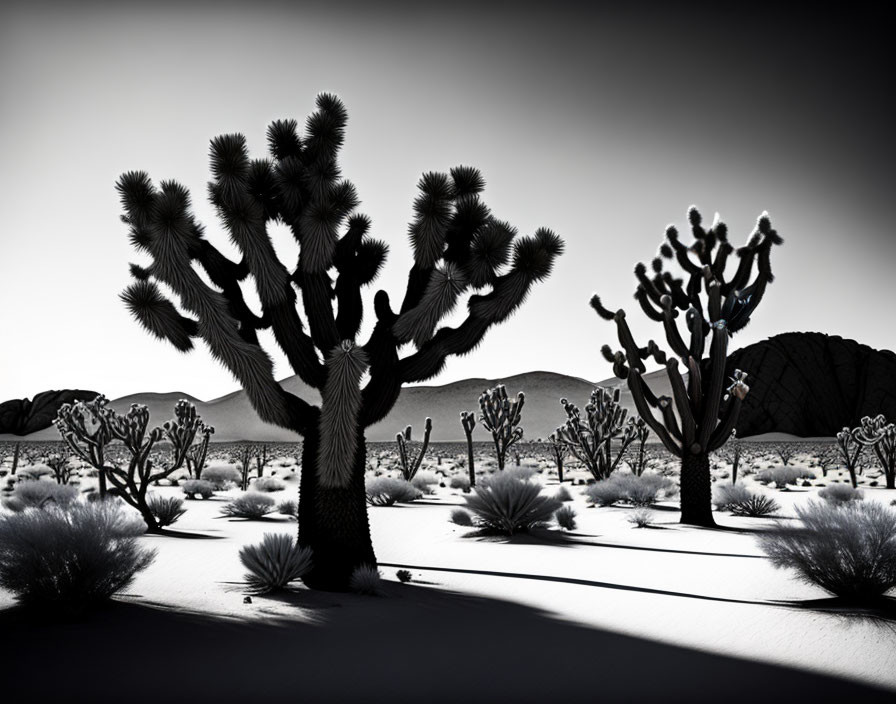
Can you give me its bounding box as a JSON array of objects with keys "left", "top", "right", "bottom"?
[{"left": 2, "top": 583, "right": 891, "bottom": 703}]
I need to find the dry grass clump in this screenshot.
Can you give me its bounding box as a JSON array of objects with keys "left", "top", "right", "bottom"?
[
  {"left": 221, "top": 493, "right": 276, "bottom": 519},
  {"left": 365, "top": 477, "right": 422, "bottom": 506},
  {"left": 464, "top": 473, "right": 561, "bottom": 535},
  {"left": 239, "top": 533, "right": 312, "bottom": 594}
]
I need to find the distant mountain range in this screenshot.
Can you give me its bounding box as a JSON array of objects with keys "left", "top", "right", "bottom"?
[{"left": 3, "top": 333, "right": 894, "bottom": 444}]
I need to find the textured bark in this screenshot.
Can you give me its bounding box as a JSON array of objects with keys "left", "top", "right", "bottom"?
[
  {"left": 679, "top": 451, "right": 715, "bottom": 527},
  {"left": 299, "top": 427, "right": 376, "bottom": 591}
]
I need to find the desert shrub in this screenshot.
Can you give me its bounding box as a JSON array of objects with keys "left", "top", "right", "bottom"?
[
  {"left": 2, "top": 480, "right": 78, "bottom": 512},
  {"left": 756, "top": 466, "right": 814, "bottom": 488},
  {"left": 584, "top": 479, "right": 627, "bottom": 507},
  {"left": 410, "top": 470, "right": 439, "bottom": 494},
  {"left": 202, "top": 465, "right": 241, "bottom": 490},
  {"left": 450, "top": 508, "right": 474, "bottom": 526},
  {"left": 221, "top": 493, "right": 276, "bottom": 519},
  {"left": 628, "top": 508, "right": 653, "bottom": 528},
  {"left": 818, "top": 483, "right": 864, "bottom": 505},
  {"left": 449, "top": 475, "right": 471, "bottom": 492},
  {"left": 713, "top": 483, "right": 753, "bottom": 512},
  {"left": 554, "top": 485, "right": 573, "bottom": 502},
  {"left": 758, "top": 500, "right": 896, "bottom": 600},
  {"left": 396, "top": 569, "right": 412, "bottom": 583},
  {"left": 584, "top": 473, "right": 674, "bottom": 507},
  {"left": 365, "top": 477, "right": 421, "bottom": 506},
  {"left": 182, "top": 479, "right": 215, "bottom": 500},
  {"left": 503, "top": 465, "right": 536, "bottom": 482},
  {"left": 253, "top": 477, "right": 285, "bottom": 493},
  {"left": 730, "top": 493, "right": 780, "bottom": 517},
  {"left": 278, "top": 499, "right": 299, "bottom": 518},
  {"left": 350, "top": 565, "right": 384, "bottom": 596},
  {"left": 146, "top": 494, "right": 187, "bottom": 528},
  {"left": 464, "top": 473, "right": 562, "bottom": 535},
  {"left": 0, "top": 501, "right": 156, "bottom": 612},
  {"left": 555, "top": 505, "right": 577, "bottom": 530},
  {"left": 239, "top": 533, "right": 312, "bottom": 594}
]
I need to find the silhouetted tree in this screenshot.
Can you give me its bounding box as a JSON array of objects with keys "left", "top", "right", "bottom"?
[
  {"left": 116, "top": 93, "right": 562, "bottom": 589},
  {"left": 592, "top": 207, "right": 782, "bottom": 526}
]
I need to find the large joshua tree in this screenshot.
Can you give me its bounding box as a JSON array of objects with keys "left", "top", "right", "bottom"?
[
  {"left": 592, "top": 207, "right": 782, "bottom": 527},
  {"left": 116, "top": 93, "right": 563, "bottom": 589}
]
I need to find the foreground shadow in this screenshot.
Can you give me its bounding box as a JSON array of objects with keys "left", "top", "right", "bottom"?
[{"left": 3, "top": 583, "right": 888, "bottom": 703}]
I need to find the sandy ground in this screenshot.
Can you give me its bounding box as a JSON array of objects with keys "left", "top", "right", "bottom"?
[{"left": 2, "top": 454, "right": 895, "bottom": 702}]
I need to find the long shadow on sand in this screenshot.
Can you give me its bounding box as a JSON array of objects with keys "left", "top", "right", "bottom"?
[{"left": 2, "top": 583, "right": 891, "bottom": 703}]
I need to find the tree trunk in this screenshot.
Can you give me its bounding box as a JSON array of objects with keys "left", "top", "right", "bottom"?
[
  {"left": 11, "top": 442, "right": 20, "bottom": 475},
  {"left": 299, "top": 428, "right": 376, "bottom": 591},
  {"left": 679, "top": 451, "right": 716, "bottom": 527},
  {"left": 557, "top": 456, "right": 564, "bottom": 483},
  {"left": 466, "top": 435, "right": 476, "bottom": 487},
  {"left": 886, "top": 470, "right": 895, "bottom": 490}
]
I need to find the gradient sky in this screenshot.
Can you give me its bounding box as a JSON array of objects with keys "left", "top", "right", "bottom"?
[{"left": 1, "top": 1, "right": 893, "bottom": 402}]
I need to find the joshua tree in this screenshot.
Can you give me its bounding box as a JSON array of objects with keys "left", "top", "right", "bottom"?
[
  {"left": 835, "top": 427, "right": 865, "bottom": 489},
  {"left": 773, "top": 442, "right": 795, "bottom": 467},
  {"left": 479, "top": 385, "right": 525, "bottom": 470},
  {"left": 547, "top": 431, "right": 567, "bottom": 482},
  {"left": 116, "top": 93, "right": 562, "bottom": 589},
  {"left": 592, "top": 207, "right": 782, "bottom": 526},
  {"left": 254, "top": 444, "right": 269, "bottom": 478},
  {"left": 229, "top": 445, "right": 254, "bottom": 491},
  {"left": 555, "top": 387, "right": 639, "bottom": 481},
  {"left": 46, "top": 449, "right": 75, "bottom": 485},
  {"left": 395, "top": 417, "right": 432, "bottom": 482},
  {"left": 185, "top": 426, "right": 214, "bottom": 480},
  {"left": 56, "top": 396, "right": 212, "bottom": 531},
  {"left": 460, "top": 411, "right": 477, "bottom": 487},
  {"left": 52, "top": 395, "right": 114, "bottom": 497},
  {"left": 852, "top": 415, "right": 896, "bottom": 489},
  {"left": 623, "top": 417, "right": 650, "bottom": 476}
]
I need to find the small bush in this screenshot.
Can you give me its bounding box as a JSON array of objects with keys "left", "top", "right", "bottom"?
[
  {"left": 18, "top": 466, "right": 53, "bottom": 481},
  {"left": 554, "top": 485, "right": 573, "bottom": 502},
  {"left": 449, "top": 475, "right": 471, "bottom": 492},
  {"left": 221, "top": 493, "right": 276, "bottom": 519},
  {"left": 203, "top": 465, "right": 241, "bottom": 490},
  {"left": 350, "top": 565, "right": 384, "bottom": 596},
  {"left": 758, "top": 500, "right": 896, "bottom": 600},
  {"left": 730, "top": 493, "right": 780, "bottom": 517},
  {"left": 182, "top": 479, "right": 215, "bottom": 500},
  {"left": 410, "top": 471, "right": 439, "bottom": 494},
  {"left": 239, "top": 533, "right": 312, "bottom": 593},
  {"left": 584, "top": 479, "right": 627, "bottom": 507},
  {"left": 147, "top": 494, "right": 187, "bottom": 528},
  {"left": 818, "top": 483, "right": 864, "bottom": 505},
  {"left": 584, "top": 473, "right": 674, "bottom": 507},
  {"left": 464, "top": 473, "right": 561, "bottom": 535},
  {"left": 253, "top": 477, "right": 285, "bottom": 493},
  {"left": 756, "top": 466, "right": 814, "bottom": 488},
  {"left": 713, "top": 483, "right": 752, "bottom": 512},
  {"left": 628, "top": 508, "right": 653, "bottom": 528},
  {"left": 277, "top": 499, "right": 298, "bottom": 518},
  {"left": 555, "top": 505, "right": 577, "bottom": 530},
  {"left": 0, "top": 502, "right": 156, "bottom": 613},
  {"left": 503, "top": 466, "right": 537, "bottom": 482},
  {"left": 366, "top": 477, "right": 421, "bottom": 506},
  {"left": 2, "top": 480, "right": 78, "bottom": 512},
  {"left": 450, "top": 508, "right": 474, "bottom": 526}
]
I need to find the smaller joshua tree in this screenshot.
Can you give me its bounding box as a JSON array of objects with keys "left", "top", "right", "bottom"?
[
  {"left": 185, "top": 426, "right": 214, "bottom": 480},
  {"left": 547, "top": 431, "right": 567, "bottom": 482},
  {"left": 46, "top": 450, "right": 75, "bottom": 485},
  {"left": 254, "top": 444, "right": 269, "bottom": 478},
  {"left": 460, "top": 411, "right": 477, "bottom": 487},
  {"left": 53, "top": 396, "right": 116, "bottom": 497},
  {"left": 852, "top": 415, "right": 896, "bottom": 489},
  {"left": 56, "top": 396, "right": 213, "bottom": 532},
  {"left": 555, "top": 387, "right": 639, "bottom": 481},
  {"left": 479, "top": 385, "right": 525, "bottom": 470},
  {"left": 623, "top": 417, "right": 650, "bottom": 476},
  {"left": 835, "top": 427, "right": 865, "bottom": 489},
  {"left": 395, "top": 417, "right": 432, "bottom": 482}
]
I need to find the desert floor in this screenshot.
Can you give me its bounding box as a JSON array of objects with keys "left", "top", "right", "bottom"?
[{"left": 2, "top": 450, "right": 895, "bottom": 703}]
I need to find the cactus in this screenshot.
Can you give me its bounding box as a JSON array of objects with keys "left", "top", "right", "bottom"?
[
  {"left": 116, "top": 93, "right": 562, "bottom": 589},
  {"left": 185, "top": 426, "right": 214, "bottom": 480},
  {"left": 55, "top": 396, "right": 212, "bottom": 532},
  {"left": 591, "top": 207, "right": 782, "bottom": 526},
  {"left": 547, "top": 432, "right": 567, "bottom": 483},
  {"left": 554, "top": 387, "right": 639, "bottom": 481},
  {"left": 460, "top": 411, "right": 477, "bottom": 487},
  {"left": 835, "top": 427, "right": 866, "bottom": 489},
  {"left": 395, "top": 417, "right": 432, "bottom": 482},
  {"left": 479, "top": 385, "right": 525, "bottom": 470},
  {"left": 852, "top": 415, "right": 896, "bottom": 489}
]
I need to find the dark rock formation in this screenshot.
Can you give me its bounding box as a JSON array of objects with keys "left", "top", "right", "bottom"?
[
  {"left": 720, "top": 333, "right": 896, "bottom": 438},
  {"left": 0, "top": 390, "right": 100, "bottom": 435}
]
